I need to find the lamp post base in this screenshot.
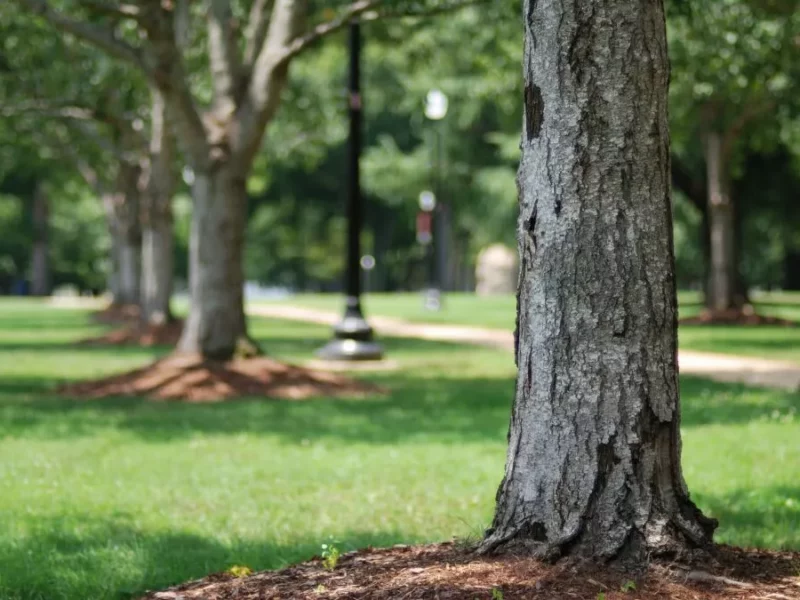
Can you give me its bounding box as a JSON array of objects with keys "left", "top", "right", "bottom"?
[
  {"left": 316, "top": 296, "right": 384, "bottom": 361},
  {"left": 423, "top": 288, "right": 441, "bottom": 312}
]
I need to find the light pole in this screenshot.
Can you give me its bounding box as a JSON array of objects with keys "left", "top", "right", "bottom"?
[
  {"left": 317, "top": 21, "right": 383, "bottom": 361},
  {"left": 423, "top": 89, "right": 448, "bottom": 311}
]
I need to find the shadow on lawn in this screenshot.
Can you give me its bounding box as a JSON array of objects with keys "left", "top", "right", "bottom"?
[
  {"left": 1, "top": 372, "right": 798, "bottom": 445},
  {"left": 0, "top": 512, "right": 415, "bottom": 600},
  {"left": 1, "top": 487, "right": 798, "bottom": 600},
  {"left": 697, "top": 485, "right": 800, "bottom": 550}
]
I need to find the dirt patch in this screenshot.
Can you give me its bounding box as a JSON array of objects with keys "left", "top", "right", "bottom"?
[
  {"left": 680, "top": 307, "right": 797, "bottom": 326},
  {"left": 78, "top": 320, "right": 184, "bottom": 347},
  {"left": 90, "top": 303, "right": 141, "bottom": 325},
  {"left": 138, "top": 542, "right": 800, "bottom": 600},
  {"left": 58, "top": 354, "right": 382, "bottom": 402}
]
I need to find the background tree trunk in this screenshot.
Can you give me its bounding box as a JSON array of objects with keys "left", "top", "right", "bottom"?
[
  {"left": 481, "top": 0, "right": 715, "bottom": 562},
  {"left": 102, "top": 164, "right": 142, "bottom": 307},
  {"left": 30, "top": 183, "right": 50, "bottom": 296},
  {"left": 705, "top": 131, "right": 738, "bottom": 312},
  {"left": 140, "top": 88, "right": 176, "bottom": 326},
  {"left": 177, "top": 165, "right": 255, "bottom": 360}
]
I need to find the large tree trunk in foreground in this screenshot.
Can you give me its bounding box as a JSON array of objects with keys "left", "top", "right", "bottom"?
[
  {"left": 177, "top": 166, "right": 256, "bottom": 360},
  {"left": 481, "top": 0, "right": 716, "bottom": 562},
  {"left": 140, "top": 88, "right": 176, "bottom": 326},
  {"left": 30, "top": 183, "right": 50, "bottom": 296},
  {"left": 705, "top": 132, "right": 740, "bottom": 312}
]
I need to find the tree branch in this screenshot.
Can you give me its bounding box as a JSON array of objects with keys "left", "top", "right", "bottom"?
[
  {"left": 76, "top": 0, "right": 142, "bottom": 21},
  {"left": 273, "top": 0, "right": 381, "bottom": 67},
  {"left": 208, "top": 0, "right": 242, "bottom": 108},
  {"left": 242, "top": 0, "right": 274, "bottom": 72},
  {"left": 12, "top": 0, "right": 149, "bottom": 73}
]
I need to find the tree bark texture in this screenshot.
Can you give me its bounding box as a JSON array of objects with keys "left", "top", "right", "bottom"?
[
  {"left": 103, "top": 163, "right": 142, "bottom": 306},
  {"left": 30, "top": 183, "right": 50, "bottom": 296},
  {"left": 140, "top": 88, "right": 176, "bottom": 326},
  {"left": 481, "top": 0, "right": 716, "bottom": 562},
  {"left": 705, "top": 132, "right": 739, "bottom": 312},
  {"left": 177, "top": 166, "right": 255, "bottom": 359}
]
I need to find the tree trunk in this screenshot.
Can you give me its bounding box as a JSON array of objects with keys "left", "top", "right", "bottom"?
[
  {"left": 141, "top": 214, "right": 174, "bottom": 325},
  {"left": 103, "top": 163, "right": 142, "bottom": 307},
  {"left": 177, "top": 165, "right": 257, "bottom": 360},
  {"left": 30, "top": 183, "right": 50, "bottom": 296},
  {"left": 705, "top": 132, "right": 738, "bottom": 312},
  {"left": 140, "top": 88, "right": 176, "bottom": 326},
  {"left": 480, "top": 0, "right": 716, "bottom": 562}
]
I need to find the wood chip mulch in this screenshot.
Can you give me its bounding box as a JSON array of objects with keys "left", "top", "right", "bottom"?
[
  {"left": 57, "top": 354, "right": 383, "bottom": 402},
  {"left": 139, "top": 542, "right": 800, "bottom": 600},
  {"left": 680, "top": 307, "right": 796, "bottom": 326}
]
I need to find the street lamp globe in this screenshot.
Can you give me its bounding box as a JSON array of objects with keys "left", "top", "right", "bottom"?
[{"left": 425, "top": 89, "right": 448, "bottom": 120}]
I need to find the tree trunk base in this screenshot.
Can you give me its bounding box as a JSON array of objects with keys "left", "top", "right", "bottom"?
[
  {"left": 479, "top": 500, "right": 717, "bottom": 564},
  {"left": 91, "top": 302, "right": 141, "bottom": 325},
  {"left": 681, "top": 307, "right": 796, "bottom": 327}
]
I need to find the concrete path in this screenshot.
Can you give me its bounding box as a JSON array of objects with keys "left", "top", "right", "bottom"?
[{"left": 249, "top": 303, "right": 800, "bottom": 392}]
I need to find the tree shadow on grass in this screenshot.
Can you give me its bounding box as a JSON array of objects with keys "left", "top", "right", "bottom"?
[
  {"left": 1, "top": 374, "right": 798, "bottom": 445},
  {"left": 680, "top": 376, "right": 800, "bottom": 426},
  {"left": 0, "top": 512, "right": 415, "bottom": 600},
  {"left": 695, "top": 485, "right": 800, "bottom": 550}
]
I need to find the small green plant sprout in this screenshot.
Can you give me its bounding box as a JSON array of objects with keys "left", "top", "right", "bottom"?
[
  {"left": 321, "top": 537, "right": 341, "bottom": 571},
  {"left": 227, "top": 565, "right": 252, "bottom": 578},
  {"left": 596, "top": 593, "right": 606, "bottom": 600},
  {"left": 620, "top": 579, "right": 637, "bottom": 593},
  {"left": 491, "top": 588, "right": 504, "bottom": 600},
  {"left": 314, "top": 584, "right": 327, "bottom": 594}
]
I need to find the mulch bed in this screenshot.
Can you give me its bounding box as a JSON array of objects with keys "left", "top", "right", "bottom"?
[
  {"left": 90, "top": 303, "right": 142, "bottom": 325},
  {"left": 78, "top": 320, "right": 184, "bottom": 347},
  {"left": 139, "top": 542, "right": 800, "bottom": 600},
  {"left": 57, "top": 354, "right": 382, "bottom": 402},
  {"left": 680, "top": 307, "right": 796, "bottom": 326}
]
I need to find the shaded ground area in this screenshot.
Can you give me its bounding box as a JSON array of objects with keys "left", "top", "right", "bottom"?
[
  {"left": 57, "top": 354, "right": 382, "bottom": 402},
  {"left": 141, "top": 542, "right": 800, "bottom": 600}
]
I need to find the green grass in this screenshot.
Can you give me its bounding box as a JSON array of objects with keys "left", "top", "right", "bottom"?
[
  {"left": 261, "top": 291, "right": 800, "bottom": 363},
  {"left": 0, "top": 299, "right": 798, "bottom": 600}
]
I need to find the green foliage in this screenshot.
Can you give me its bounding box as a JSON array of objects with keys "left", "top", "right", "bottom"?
[
  {"left": 227, "top": 565, "right": 253, "bottom": 578},
  {"left": 620, "top": 580, "right": 637, "bottom": 593},
  {"left": 320, "top": 538, "right": 342, "bottom": 571},
  {"left": 491, "top": 587, "right": 504, "bottom": 600}
]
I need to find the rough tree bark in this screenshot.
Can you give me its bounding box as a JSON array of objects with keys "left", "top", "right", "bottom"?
[
  {"left": 140, "top": 88, "right": 176, "bottom": 326},
  {"left": 103, "top": 163, "right": 142, "bottom": 307},
  {"left": 480, "top": 0, "right": 716, "bottom": 562},
  {"left": 177, "top": 166, "right": 251, "bottom": 359},
  {"left": 705, "top": 131, "right": 739, "bottom": 313},
  {"left": 30, "top": 183, "right": 50, "bottom": 296}
]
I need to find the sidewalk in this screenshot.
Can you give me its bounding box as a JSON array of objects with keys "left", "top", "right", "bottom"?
[{"left": 249, "top": 303, "right": 800, "bottom": 392}]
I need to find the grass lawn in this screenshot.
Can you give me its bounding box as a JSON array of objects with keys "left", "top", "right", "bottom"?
[
  {"left": 0, "top": 299, "right": 798, "bottom": 600},
  {"left": 260, "top": 291, "right": 800, "bottom": 363}
]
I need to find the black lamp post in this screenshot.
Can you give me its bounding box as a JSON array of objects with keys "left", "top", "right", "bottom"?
[
  {"left": 317, "top": 21, "right": 383, "bottom": 361},
  {"left": 422, "top": 89, "right": 448, "bottom": 311}
]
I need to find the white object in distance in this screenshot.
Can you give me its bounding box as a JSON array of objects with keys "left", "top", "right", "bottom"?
[{"left": 425, "top": 89, "right": 448, "bottom": 120}]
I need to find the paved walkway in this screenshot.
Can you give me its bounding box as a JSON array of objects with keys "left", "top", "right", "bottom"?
[{"left": 249, "top": 304, "right": 800, "bottom": 392}]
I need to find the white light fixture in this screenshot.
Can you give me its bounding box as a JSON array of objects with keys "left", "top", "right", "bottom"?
[
  {"left": 182, "top": 167, "right": 195, "bottom": 185},
  {"left": 419, "top": 190, "right": 436, "bottom": 212},
  {"left": 424, "top": 89, "right": 448, "bottom": 120}
]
